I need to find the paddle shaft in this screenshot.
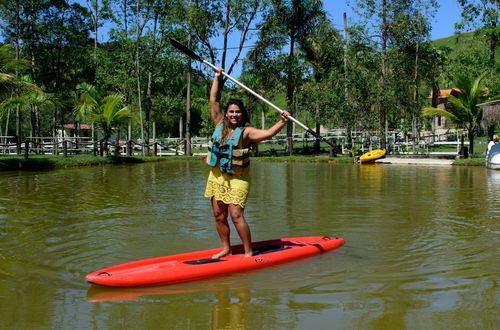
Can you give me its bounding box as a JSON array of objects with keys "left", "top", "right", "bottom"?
[{"left": 170, "top": 38, "right": 335, "bottom": 148}]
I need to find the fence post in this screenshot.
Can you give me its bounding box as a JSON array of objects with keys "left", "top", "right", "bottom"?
[
  {"left": 99, "top": 140, "right": 104, "bottom": 157},
  {"left": 127, "top": 140, "right": 132, "bottom": 156},
  {"left": 154, "top": 142, "right": 158, "bottom": 157},
  {"left": 329, "top": 138, "right": 337, "bottom": 157},
  {"left": 63, "top": 140, "right": 68, "bottom": 157},
  {"left": 24, "top": 140, "right": 29, "bottom": 159}
]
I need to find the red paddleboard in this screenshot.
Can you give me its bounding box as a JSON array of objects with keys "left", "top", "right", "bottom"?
[{"left": 86, "top": 236, "right": 345, "bottom": 287}]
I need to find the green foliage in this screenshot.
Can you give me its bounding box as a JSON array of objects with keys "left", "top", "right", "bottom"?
[
  {"left": 432, "top": 29, "right": 500, "bottom": 100},
  {"left": 0, "top": 45, "right": 33, "bottom": 100},
  {"left": 74, "top": 83, "right": 132, "bottom": 141}
]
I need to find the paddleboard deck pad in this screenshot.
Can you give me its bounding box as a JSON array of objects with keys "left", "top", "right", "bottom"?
[{"left": 86, "top": 236, "right": 345, "bottom": 287}]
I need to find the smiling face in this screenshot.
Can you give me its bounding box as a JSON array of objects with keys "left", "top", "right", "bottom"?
[{"left": 226, "top": 104, "right": 243, "bottom": 127}]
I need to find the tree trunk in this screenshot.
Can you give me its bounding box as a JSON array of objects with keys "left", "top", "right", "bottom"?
[
  {"left": 314, "top": 103, "right": 320, "bottom": 153},
  {"left": 412, "top": 1, "right": 421, "bottom": 153},
  {"left": 489, "top": 0, "right": 498, "bottom": 75},
  {"left": 185, "top": 58, "right": 192, "bottom": 156},
  {"left": 145, "top": 69, "right": 153, "bottom": 155},
  {"left": 103, "top": 137, "right": 109, "bottom": 157},
  {"left": 379, "top": 0, "right": 388, "bottom": 149},
  {"left": 92, "top": 0, "right": 98, "bottom": 66},
  {"left": 135, "top": 0, "right": 145, "bottom": 155},
  {"left": 286, "top": 35, "right": 295, "bottom": 155},
  {"left": 16, "top": 106, "right": 21, "bottom": 154},
  {"left": 261, "top": 105, "right": 265, "bottom": 129},
  {"left": 185, "top": 15, "right": 192, "bottom": 156},
  {"left": 53, "top": 110, "right": 57, "bottom": 154},
  {"left": 343, "top": 12, "right": 353, "bottom": 149},
  {"left": 14, "top": 0, "right": 21, "bottom": 154},
  {"left": 468, "top": 129, "right": 474, "bottom": 156}
]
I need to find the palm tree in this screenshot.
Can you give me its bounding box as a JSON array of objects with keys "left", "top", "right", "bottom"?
[
  {"left": 74, "top": 84, "right": 132, "bottom": 156},
  {"left": 423, "top": 72, "right": 490, "bottom": 156},
  {"left": 0, "top": 45, "right": 29, "bottom": 95},
  {"left": 1, "top": 89, "right": 60, "bottom": 153},
  {"left": 0, "top": 44, "right": 37, "bottom": 153}
]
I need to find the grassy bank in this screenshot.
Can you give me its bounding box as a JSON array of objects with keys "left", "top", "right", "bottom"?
[
  {"left": 452, "top": 157, "right": 487, "bottom": 166},
  {"left": 0, "top": 154, "right": 486, "bottom": 171},
  {"left": 251, "top": 155, "right": 355, "bottom": 163},
  {"left": 0, "top": 155, "right": 193, "bottom": 171}
]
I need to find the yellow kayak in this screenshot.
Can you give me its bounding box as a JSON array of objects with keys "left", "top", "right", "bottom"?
[{"left": 359, "top": 149, "right": 386, "bottom": 163}]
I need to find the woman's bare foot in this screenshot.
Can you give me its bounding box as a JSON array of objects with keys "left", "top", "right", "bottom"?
[{"left": 212, "top": 249, "right": 232, "bottom": 259}]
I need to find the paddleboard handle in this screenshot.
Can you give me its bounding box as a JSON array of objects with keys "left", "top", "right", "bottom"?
[{"left": 97, "top": 272, "right": 112, "bottom": 276}]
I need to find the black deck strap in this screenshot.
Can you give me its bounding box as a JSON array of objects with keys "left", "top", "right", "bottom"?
[
  {"left": 232, "top": 244, "right": 292, "bottom": 256},
  {"left": 184, "top": 258, "right": 226, "bottom": 265},
  {"left": 254, "top": 245, "right": 291, "bottom": 255}
]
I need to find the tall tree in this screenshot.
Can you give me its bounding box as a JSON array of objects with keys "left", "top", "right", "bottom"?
[
  {"left": 0, "top": 44, "right": 37, "bottom": 151},
  {"left": 86, "top": 0, "right": 111, "bottom": 68},
  {"left": 141, "top": 0, "right": 184, "bottom": 155},
  {"left": 352, "top": 0, "right": 438, "bottom": 148},
  {"left": 255, "top": 0, "right": 327, "bottom": 155},
  {"left": 300, "top": 17, "right": 343, "bottom": 152}
]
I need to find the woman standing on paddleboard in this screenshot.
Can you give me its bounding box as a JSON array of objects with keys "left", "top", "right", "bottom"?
[{"left": 205, "top": 68, "right": 289, "bottom": 258}]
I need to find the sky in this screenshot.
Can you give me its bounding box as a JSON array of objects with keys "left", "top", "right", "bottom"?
[
  {"left": 323, "top": 0, "right": 464, "bottom": 40},
  {"left": 73, "top": 0, "right": 465, "bottom": 55},
  {"left": 216, "top": 0, "right": 465, "bottom": 78}
]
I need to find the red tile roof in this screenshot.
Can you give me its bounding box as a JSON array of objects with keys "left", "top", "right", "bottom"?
[
  {"left": 63, "top": 124, "right": 92, "bottom": 130},
  {"left": 427, "top": 88, "right": 461, "bottom": 99}
]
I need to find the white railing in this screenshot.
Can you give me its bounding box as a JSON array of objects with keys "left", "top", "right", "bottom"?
[{"left": 0, "top": 129, "right": 479, "bottom": 157}]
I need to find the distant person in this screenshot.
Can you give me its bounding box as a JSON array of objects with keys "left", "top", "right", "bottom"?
[
  {"left": 205, "top": 67, "right": 290, "bottom": 258},
  {"left": 487, "top": 134, "right": 498, "bottom": 157}
]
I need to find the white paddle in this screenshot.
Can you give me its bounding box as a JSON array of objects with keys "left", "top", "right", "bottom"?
[{"left": 169, "top": 38, "right": 335, "bottom": 148}]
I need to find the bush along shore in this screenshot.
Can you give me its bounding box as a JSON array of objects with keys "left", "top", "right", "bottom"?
[{"left": 0, "top": 154, "right": 487, "bottom": 171}]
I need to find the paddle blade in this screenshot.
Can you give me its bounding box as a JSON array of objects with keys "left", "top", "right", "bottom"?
[
  {"left": 169, "top": 38, "right": 203, "bottom": 62},
  {"left": 306, "top": 128, "right": 336, "bottom": 148}
]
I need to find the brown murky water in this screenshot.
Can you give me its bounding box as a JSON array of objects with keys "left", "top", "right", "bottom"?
[{"left": 0, "top": 160, "right": 498, "bottom": 329}]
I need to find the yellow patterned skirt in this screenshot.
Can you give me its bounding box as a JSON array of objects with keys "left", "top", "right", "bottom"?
[{"left": 204, "top": 166, "right": 250, "bottom": 208}]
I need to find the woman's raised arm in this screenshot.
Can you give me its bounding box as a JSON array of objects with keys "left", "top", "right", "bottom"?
[{"left": 210, "top": 68, "right": 224, "bottom": 126}]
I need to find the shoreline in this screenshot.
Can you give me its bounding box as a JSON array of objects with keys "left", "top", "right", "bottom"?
[{"left": 0, "top": 154, "right": 487, "bottom": 171}]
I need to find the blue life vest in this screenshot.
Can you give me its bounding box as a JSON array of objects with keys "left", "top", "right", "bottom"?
[{"left": 206, "top": 124, "right": 250, "bottom": 174}]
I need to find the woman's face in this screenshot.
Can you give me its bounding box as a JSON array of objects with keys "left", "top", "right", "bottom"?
[{"left": 226, "top": 104, "right": 243, "bottom": 126}]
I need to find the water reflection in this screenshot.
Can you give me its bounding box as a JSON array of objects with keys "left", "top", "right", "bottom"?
[
  {"left": 87, "top": 283, "right": 251, "bottom": 330},
  {"left": 86, "top": 284, "right": 213, "bottom": 302},
  {"left": 211, "top": 286, "right": 250, "bottom": 330}
]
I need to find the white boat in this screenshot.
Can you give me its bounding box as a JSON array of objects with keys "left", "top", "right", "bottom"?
[{"left": 486, "top": 143, "right": 500, "bottom": 170}]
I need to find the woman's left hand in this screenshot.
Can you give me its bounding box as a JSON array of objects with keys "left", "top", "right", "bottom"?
[{"left": 280, "top": 111, "right": 290, "bottom": 122}]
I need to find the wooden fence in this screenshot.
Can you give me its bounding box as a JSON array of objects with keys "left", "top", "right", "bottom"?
[{"left": 0, "top": 129, "right": 481, "bottom": 158}]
